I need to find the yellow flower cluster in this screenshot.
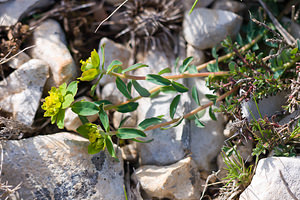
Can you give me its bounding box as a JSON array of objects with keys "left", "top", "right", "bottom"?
[
  {"left": 86, "top": 123, "right": 105, "bottom": 150},
  {"left": 41, "top": 87, "right": 64, "bottom": 117}
]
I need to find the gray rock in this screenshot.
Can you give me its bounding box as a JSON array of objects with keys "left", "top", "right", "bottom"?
[
  {"left": 98, "top": 37, "right": 131, "bottom": 86},
  {"left": 240, "top": 156, "right": 300, "bottom": 200},
  {"left": 134, "top": 49, "right": 190, "bottom": 166},
  {"left": 121, "top": 143, "right": 138, "bottom": 162},
  {"left": 134, "top": 157, "right": 204, "bottom": 200},
  {"left": 0, "top": 0, "right": 54, "bottom": 26},
  {"left": 241, "top": 91, "right": 288, "bottom": 121},
  {"left": 29, "top": 19, "right": 78, "bottom": 91},
  {"left": 113, "top": 111, "right": 137, "bottom": 128},
  {"left": 188, "top": 78, "right": 225, "bottom": 170},
  {"left": 182, "top": 0, "right": 214, "bottom": 11},
  {"left": 213, "top": 0, "right": 246, "bottom": 15},
  {"left": 2, "top": 132, "right": 125, "bottom": 200},
  {"left": 186, "top": 44, "right": 206, "bottom": 66},
  {"left": 7, "top": 51, "right": 31, "bottom": 69},
  {"left": 0, "top": 59, "right": 49, "bottom": 126},
  {"left": 183, "top": 8, "right": 242, "bottom": 50},
  {"left": 64, "top": 96, "right": 98, "bottom": 133},
  {"left": 101, "top": 82, "right": 126, "bottom": 105},
  {"left": 282, "top": 17, "right": 300, "bottom": 40}
]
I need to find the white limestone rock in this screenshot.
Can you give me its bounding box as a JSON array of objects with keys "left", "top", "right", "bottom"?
[
  {"left": 101, "top": 82, "right": 126, "bottom": 105},
  {"left": 0, "top": 59, "right": 49, "bottom": 126},
  {"left": 183, "top": 8, "right": 242, "bottom": 49},
  {"left": 134, "top": 157, "right": 204, "bottom": 200},
  {"left": 188, "top": 78, "right": 225, "bottom": 170},
  {"left": 0, "top": 0, "right": 54, "bottom": 26},
  {"left": 29, "top": 19, "right": 78, "bottom": 91},
  {"left": 7, "top": 51, "right": 31, "bottom": 69},
  {"left": 113, "top": 111, "right": 137, "bottom": 128},
  {"left": 98, "top": 37, "right": 131, "bottom": 86},
  {"left": 241, "top": 91, "right": 288, "bottom": 121},
  {"left": 240, "top": 156, "right": 300, "bottom": 200},
  {"left": 186, "top": 44, "right": 206, "bottom": 66},
  {"left": 2, "top": 132, "right": 125, "bottom": 200}
]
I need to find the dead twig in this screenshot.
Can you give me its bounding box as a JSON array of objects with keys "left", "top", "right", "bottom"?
[
  {"left": 258, "top": 0, "right": 296, "bottom": 46},
  {"left": 94, "top": 0, "right": 128, "bottom": 33}
]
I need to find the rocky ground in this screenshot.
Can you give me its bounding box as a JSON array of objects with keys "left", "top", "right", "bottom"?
[{"left": 0, "top": 0, "right": 299, "bottom": 200}]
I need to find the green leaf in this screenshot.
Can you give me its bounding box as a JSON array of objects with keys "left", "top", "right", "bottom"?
[
  {"left": 236, "top": 33, "right": 244, "bottom": 46},
  {"left": 205, "top": 94, "right": 218, "bottom": 105},
  {"left": 158, "top": 67, "right": 171, "bottom": 75},
  {"left": 56, "top": 109, "right": 65, "bottom": 129},
  {"left": 189, "top": 0, "right": 198, "bottom": 14},
  {"left": 171, "top": 81, "right": 189, "bottom": 93},
  {"left": 51, "top": 114, "right": 57, "bottom": 124},
  {"left": 122, "top": 63, "right": 148, "bottom": 74},
  {"left": 212, "top": 47, "right": 218, "bottom": 58},
  {"left": 146, "top": 74, "right": 171, "bottom": 86},
  {"left": 118, "top": 116, "right": 131, "bottom": 128},
  {"left": 209, "top": 106, "right": 217, "bottom": 121},
  {"left": 66, "top": 81, "right": 78, "bottom": 96},
  {"left": 116, "top": 77, "right": 132, "bottom": 99},
  {"left": 61, "top": 93, "right": 74, "bottom": 109},
  {"left": 160, "top": 117, "right": 184, "bottom": 130},
  {"left": 76, "top": 123, "right": 91, "bottom": 139},
  {"left": 127, "top": 81, "right": 132, "bottom": 94},
  {"left": 78, "top": 115, "right": 89, "bottom": 124},
  {"left": 94, "top": 100, "right": 112, "bottom": 106},
  {"left": 116, "top": 102, "right": 139, "bottom": 113},
  {"left": 195, "top": 119, "right": 205, "bottom": 128},
  {"left": 106, "top": 60, "right": 123, "bottom": 74},
  {"left": 71, "top": 101, "right": 99, "bottom": 116},
  {"left": 105, "top": 136, "right": 117, "bottom": 158},
  {"left": 192, "top": 86, "right": 200, "bottom": 106},
  {"left": 132, "top": 138, "right": 154, "bottom": 143},
  {"left": 100, "top": 44, "right": 105, "bottom": 71},
  {"left": 91, "top": 49, "right": 100, "bottom": 68},
  {"left": 78, "top": 68, "right": 99, "bottom": 81},
  {"left": 170, "top": 95, "right": 180, "bottom": 119},
  {"left": 188, "top": 65, "right": 198, "bottom": 74},
  {"left": 99, "top": 104, "right": 109, "bottom": 132},
  {"left": 88, "top": 143, "right": 101, "bottom": 154},
  {"left": 207, "top": 63, "right": 219, "bottom": 72},
  {"left": 138, "top": 117, "right": 163, "bottom": 130},
  {"left": 179, "top": 57, "right": 193, "bottom": 73},
  {"left": 228, "top": 61, "right": 236, "bottom": 72},
  {"left": 150, "top": 90, "right": 160, "bottom": 98},
  {"left": 117, "top": 128, "right": 147, "bottom": 139},
  {"left": 132, "top": 80, "right": 150, "bottom": 97},
  {"left": 160, "top": 86, "right": 177, "bottom": 94},
  {"left": 174, "top": 57, "right": 180, "bottom": 71}
]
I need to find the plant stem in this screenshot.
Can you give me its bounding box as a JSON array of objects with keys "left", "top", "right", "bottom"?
[
  {"left": 110, "top": 71, "right": 229, "bottom": 80},
  {"left": 196, "top": 33, "right": 264, "bottom": 71},
  {"left": 144, "top": 85, "right": 240, "bottom": 131}
]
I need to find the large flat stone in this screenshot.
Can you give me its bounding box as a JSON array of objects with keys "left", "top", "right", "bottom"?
[
  {"left": 183, "top": 8, "right": 242, "bottom": 49},
  {"left": 2, "top": 132, "right": 125, "bottom": 200},
  {"left": 240, "top": 157, "right": 300, "bottom": 200},
  {"left": 134, "top": 157, "right": 204, "bottom": 200}
]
